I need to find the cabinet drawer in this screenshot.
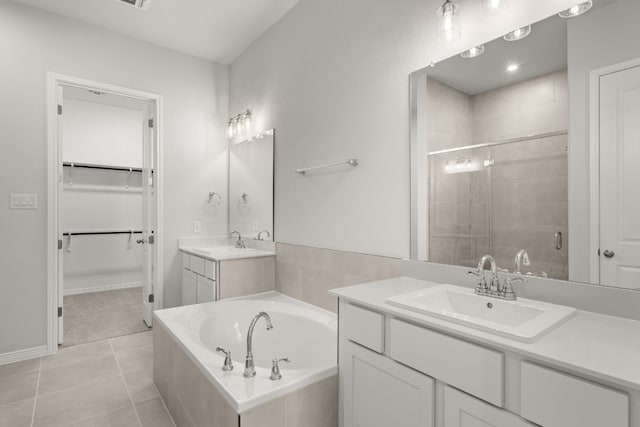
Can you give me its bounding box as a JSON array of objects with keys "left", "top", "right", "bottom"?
[
  {"left": 521, "top": 362, "right": 628, "bottom": 427},
  {"left": 205, "top": 260, "right": 216, "bottom": 280},
  {"left": 182, "top": 252, "right": 190, "bottom": 270},
  {"left": 344, "top": 303, "right": 384, "bottom": 353},
  {"left": 389, "top": 319, "right": 503, "bottom": 406},
  {"left": 189, "top": 255, "right": 205, "bottom": 276}
]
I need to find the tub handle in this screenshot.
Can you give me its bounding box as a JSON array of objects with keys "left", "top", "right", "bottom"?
[
  {"left": 216, "top": 347, "right": 234, "bottom": 372},
  {"left": 270, "top": 357, "right": 291, "bottom": 381}
]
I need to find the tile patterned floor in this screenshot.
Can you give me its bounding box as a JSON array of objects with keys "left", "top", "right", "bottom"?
[
  {"left": 63, "top": 287, "right": 150, "bottom": 347},
  {"left": 0, "top": 331, "right": 175, "bottom": 427}
]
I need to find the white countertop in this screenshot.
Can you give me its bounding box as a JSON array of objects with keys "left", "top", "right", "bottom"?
[
  {"left": 180, "top": 245, "right": 275, "bottom": 261},
  {"left": 330, "top": 277, "right": 640, "bottom": 392}
]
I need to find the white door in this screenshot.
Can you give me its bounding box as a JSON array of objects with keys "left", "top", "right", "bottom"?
[
  {"left": 343, "top": 341, "right": 434, "bottom": 427},
  {"left": 141, "top": 105, "right": 156, "bottom": 326},
  {"left": 444, "top": 386, "right": 534, "bottom": 427},
  {"left": 599, "top": 65, "right": 640, "bottom": 289},
  {"left": 56, "top": 84, "right": 65, "bottom": 345}
]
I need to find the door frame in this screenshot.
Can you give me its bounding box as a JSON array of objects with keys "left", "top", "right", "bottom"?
[
  {"left": 46, "top": 73, "right": 164, "bottom": 354},
  {"left": 588, "top": 57, "right": 640, "bottom": 284}
]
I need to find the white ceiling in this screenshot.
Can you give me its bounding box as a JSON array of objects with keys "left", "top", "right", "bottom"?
[{"left": 10, "top": 0, "right": 301, "bottom": 64}]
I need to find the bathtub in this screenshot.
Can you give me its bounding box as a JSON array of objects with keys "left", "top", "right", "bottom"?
[{"left": 153, "top": 291, "right": 338, "bottom": 425}]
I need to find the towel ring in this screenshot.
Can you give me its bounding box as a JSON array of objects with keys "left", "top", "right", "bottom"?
[{"left": 208, "top": 192, "right": 222, "bottom": 207}]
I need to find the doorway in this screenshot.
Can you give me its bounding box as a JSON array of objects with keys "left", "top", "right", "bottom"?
[
  {"left": 590, "top": 60, "right": 640, "bottom": 289},
  {"left": 47, "top": 74, "right": 163, "bottom": 352}
]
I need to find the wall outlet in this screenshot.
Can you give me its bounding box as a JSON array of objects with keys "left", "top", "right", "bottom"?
[
  {"left": 10, "top": 194, "right": 38, "bottom": 209},
  {"left": 194, "top": 221, "right": 201, "bottom": 233}
]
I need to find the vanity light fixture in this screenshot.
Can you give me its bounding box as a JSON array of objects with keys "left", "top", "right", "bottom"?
[
  {"left": 503, "top": 25, "right": 531, "bottom": 42},
  {"left": 559, "top": 0, "right": 593, "bottom": 18},
  {"left": 226, "top": 110, "right": 252, "bottom": 140},
  {"left": 461, "top": 44, "right": 485, "bottom": 59},
  {"left": 436, "top": 0, "right": 461, "bottom": 42},
  {"left": 482, "top": 0, "right": 508, "bottom": 12}
]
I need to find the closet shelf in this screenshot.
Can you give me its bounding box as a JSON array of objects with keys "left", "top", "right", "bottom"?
[{"left": 63, "top": 162, "right": 146, "bottom": 173}]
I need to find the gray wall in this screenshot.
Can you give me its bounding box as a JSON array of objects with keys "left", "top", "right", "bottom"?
[
  {"left": 567, "top": 0, "right": 640, "bottom": 283},
  {"left": 0, "top": 0, "right": 228, "bottom": 354},
  {"left": 228, "top": 0, "right": 577, "bottom": 259}
]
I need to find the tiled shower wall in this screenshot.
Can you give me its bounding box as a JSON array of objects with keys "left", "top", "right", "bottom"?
[
  {"left": 275, "top": 243, "right": 402, "bottom": 312},
  {"left": 427, "top": 70, "right": 568, "bottom": 279}
]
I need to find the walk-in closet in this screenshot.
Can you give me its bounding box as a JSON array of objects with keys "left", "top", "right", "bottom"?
[{"left": 58, "top": 85, "right": 155, "bottom": 347}]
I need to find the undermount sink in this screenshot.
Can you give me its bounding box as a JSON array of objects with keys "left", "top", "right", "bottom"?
[{"left": 386, "top": 284, "right": 576, "bottom": 342}]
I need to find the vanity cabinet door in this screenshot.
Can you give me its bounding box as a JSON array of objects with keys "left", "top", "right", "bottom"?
[
  {"left": 444, "top": 386, "right": 534, "bottom": 427},
  {"left": 196, "top": 276, "right": 215, "bottom": 304},
  {"left": 182, "top": 269, "right": 197, "bottom": 306},
  {"left": 343, "top": 341, "right": 434, "bottom": 427}
]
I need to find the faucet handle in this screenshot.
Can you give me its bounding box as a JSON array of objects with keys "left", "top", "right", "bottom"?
[
  {"left": 503, "top": 277, "right": 526, "bottom": 301},
  {"left": 216, "top": 347, "right": 234, "bottom": 371},
  {"left": 468, "top": 270, "right": 487, "bottom": 294},
  {"left": 270, "top": 357, "right": 291, "bottom": 381}
]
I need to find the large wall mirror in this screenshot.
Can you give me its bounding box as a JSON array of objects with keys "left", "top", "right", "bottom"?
[
  {"left": 229, "top": 129, "right": 275, "bottom": 241},
  {"left": 410, "top": 0, "right": 640, "bottom": 290}
]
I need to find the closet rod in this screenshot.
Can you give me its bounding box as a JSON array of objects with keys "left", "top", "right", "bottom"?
[
  {"left": 63, "top": 230, "right": 144, "bottom": 236},
  {"left": 62, "top": 162, "right": 144, "bottom": 173}
]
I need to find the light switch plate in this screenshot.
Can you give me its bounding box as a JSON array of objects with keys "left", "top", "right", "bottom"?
[{"left": 10, "top": 194, "right": 38, "bottom": 209}]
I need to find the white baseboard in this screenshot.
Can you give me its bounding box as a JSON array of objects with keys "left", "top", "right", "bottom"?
[
  {"left": 64, "top": 281, "right": 142, "bottom": 296},
  {"left": 0, "top": 345, "right": 48, "bottom": 366}
]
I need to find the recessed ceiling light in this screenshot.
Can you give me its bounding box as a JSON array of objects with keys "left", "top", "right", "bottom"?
[
  {"left": 461, "top": 45, "right": 485, "bottom": 59},
  {"left": 506, "top": 63, "right": 520, "bottom": 73},
  {"left": 559, "top": 1, "right": 593, "bottom": 18},
  {"left": 503, "top": 25, "right": 531, "bottom": 42}
]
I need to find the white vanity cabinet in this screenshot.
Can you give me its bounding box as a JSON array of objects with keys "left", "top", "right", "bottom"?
[
  {"left": 337, "top": 298, "right": 632, "bottom": 427},
  {"left": 181, "top": 252, "right": 217, "bottom": 305}
]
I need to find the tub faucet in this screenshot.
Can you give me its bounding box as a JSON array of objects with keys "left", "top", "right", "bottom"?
[
  {"left": 229, "top": 230, "right": 245, "bottom": 249},
  {"left": 514, "top": 249, "right": 531, "bottom": 275},
  {"left": 244, "top": 312, "right": 273, "bottom": 378}
]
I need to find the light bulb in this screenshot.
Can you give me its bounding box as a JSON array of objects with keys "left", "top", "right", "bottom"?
[
  {"left": 436, "top": 0, "right": 461, "bottom": 42},
  {"left": 461, "top": 44, "right": 485, "bottom": 59},
  {"left": 559, "top": 1, "right": 593, "bottom": 18},
  {"left": 503, "top": 25, "right": 531, "bottom": 42},
  {"left": 482, "top": 0, "right": 507, "bottom": 12},
  {"left": 244, "top": 113, "right": 253, "bottom": 136}
]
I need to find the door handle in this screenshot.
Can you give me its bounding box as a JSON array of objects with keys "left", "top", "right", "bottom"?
[
  {"left": 603, "top": 249, "right": 615, "bottom": 258},
  {"left": 136, "top": 238, "right": 146, "bottom": 244}
]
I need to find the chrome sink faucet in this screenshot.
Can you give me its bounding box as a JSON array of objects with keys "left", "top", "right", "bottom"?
[
  {"left": 229, "top": 230, "right": 246, "bottom": 249},
  {"left": 514, "top": 249, "right": 531, "bottom": 275},
  {"left": 257, "top": 229, "right": 270, "bottom": 241},
  {"left": 477, "top": 254, "right": 499, "bottom": 294},
  {"left": 244, "top": 312, "right": 273, "bottom": 378}
]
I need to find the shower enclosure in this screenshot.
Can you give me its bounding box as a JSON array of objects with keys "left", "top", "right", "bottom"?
[{"left": 428, "top": 133, "right": 568, "bottom": 280}]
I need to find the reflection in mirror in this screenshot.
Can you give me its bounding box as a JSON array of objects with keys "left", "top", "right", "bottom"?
[
  {"left": 411, "top": 0, "right": 640, "bottom": 288},
  {"left": 229, "top": 129, "right": 274, "bottom": 241}
]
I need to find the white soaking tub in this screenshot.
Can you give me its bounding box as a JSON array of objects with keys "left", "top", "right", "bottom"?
[{"left": 153, "top": 292, "right": 337, "bottom": 419}]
